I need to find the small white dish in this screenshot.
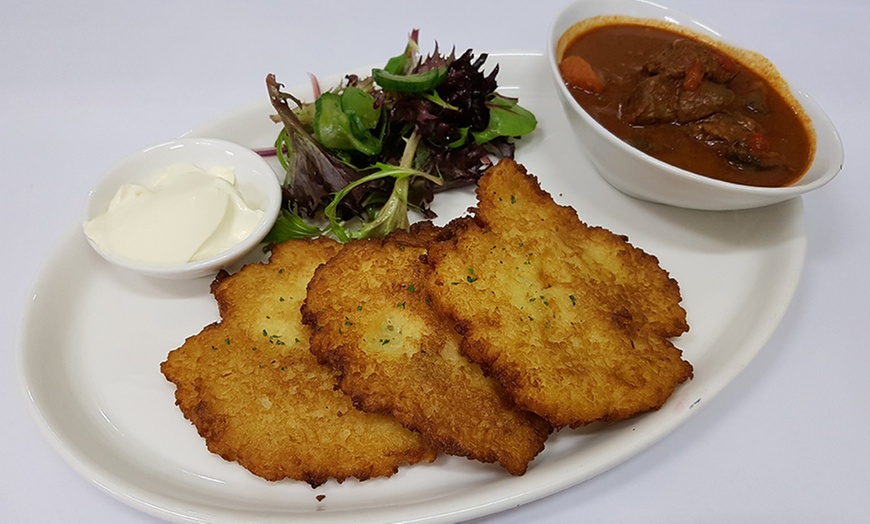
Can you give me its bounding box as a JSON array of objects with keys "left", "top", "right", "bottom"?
[
  {"left": 548, "top": 0, "right": 844, "bottom": 210},
  {"left": 84, "top": 137, "right": 282, "bottom": 279}
]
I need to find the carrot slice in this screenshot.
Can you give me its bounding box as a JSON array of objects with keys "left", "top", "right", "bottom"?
[
  {"left": 559, "top": 55, "right": 605, "bottom": 94},
  {"left": 683, "top": 60, "right": 704, "bottom": 91}
]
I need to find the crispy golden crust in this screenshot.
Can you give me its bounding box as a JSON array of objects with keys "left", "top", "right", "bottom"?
[
  {"left": 301, "top": 223, "right": 551, "bottom": 475},
  {"left": 160, "top": 238, "right": 436, "bottom": 487},
  {"left": 426, "top": 159, "right": 693, "bottom": 428}
]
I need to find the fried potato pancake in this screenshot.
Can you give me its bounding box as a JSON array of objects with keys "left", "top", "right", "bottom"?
[
  {"left": 301, "top": 223, "right": 551, "bottom": 475},
  {"left": 160, "top": 238, "right": 436, "bottom": 487},
  {"left": 426, "top": 159, "right": 693, "bottom": 428}
]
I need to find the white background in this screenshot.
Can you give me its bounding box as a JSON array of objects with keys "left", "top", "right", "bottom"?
[{"left": 2, "top": 0, "right": 868, "bottom": 522}]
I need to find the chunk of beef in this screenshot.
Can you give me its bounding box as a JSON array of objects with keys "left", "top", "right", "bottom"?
[
  {"left": 741, "top": 82, "right": 770, "bottom": 114},
  {"left": 689, "top": 112, "right": 758, "bottom": 146},
  {"left": 624, "top": 75, "right": 680, "bottom": 125},
  {"left": 626, "top": 76, "right": 735, "bottom": 125},
  {"left": 677, "top": 80, "right": 736, "bottom": 122},
  {"left": 644, "top": 39, "right": 739, "bottom": 85},
  {"left": 688, "top": 113, "right": 783, "bottom": 169},
  {"left": 725, "top": 140, "right": 784, "bottom": 170}
]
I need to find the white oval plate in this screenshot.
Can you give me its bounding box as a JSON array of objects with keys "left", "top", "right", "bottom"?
[{"left": 18, "top": 53, "right": 806, "bottom": 523}]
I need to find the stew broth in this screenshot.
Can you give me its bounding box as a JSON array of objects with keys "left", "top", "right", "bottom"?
[{"left": 560, "top": 23, "right": 813, "bottom": 187}]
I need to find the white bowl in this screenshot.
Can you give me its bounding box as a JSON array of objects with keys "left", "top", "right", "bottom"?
[
  {"left": 548, "top": 0, "right": 844, "bottom": 210},
  {"left": 84, "top": 137, "right": 282, "bottom": 279}
]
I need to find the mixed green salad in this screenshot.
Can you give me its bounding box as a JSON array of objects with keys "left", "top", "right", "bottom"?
[{"left": 262, "top": 30, "right": 537, "bottom": 243}]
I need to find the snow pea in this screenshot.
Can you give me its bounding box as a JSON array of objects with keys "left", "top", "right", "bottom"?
[
  {"left": 472, "top": 94, "right": 538, "bottom": 144},
  {"left": 371, "top": 65, "right": 448, "bottom": 92},
  {"left": 313, "top": 91, "right": 382, "bottom": 156}
]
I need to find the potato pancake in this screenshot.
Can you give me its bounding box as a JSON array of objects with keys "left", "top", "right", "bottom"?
[
  {"left": 161, "top": 237, "right": 436, "bottom": 487},
  {"left": 302, "top": 224, "right": 551, "bottom": 475},
  {"left": 425, "top": 159, "right": 693, "bottom": 428}
]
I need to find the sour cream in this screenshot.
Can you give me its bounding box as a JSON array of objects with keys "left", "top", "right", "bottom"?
[{"left": 83, "top": 163, "right": 264, "bottom": 265}]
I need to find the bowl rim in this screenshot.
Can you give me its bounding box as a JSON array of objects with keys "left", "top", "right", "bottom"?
[
  {"left": 547, "top": 0, "right": 844, "bottom": 200},
  {"left": 83, "top": 137, "right": 282, "bottom": 278}
]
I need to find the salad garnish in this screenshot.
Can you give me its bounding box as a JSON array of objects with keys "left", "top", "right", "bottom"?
[{"left": 263, "top": 30, "right": 537, "bottom": 244}]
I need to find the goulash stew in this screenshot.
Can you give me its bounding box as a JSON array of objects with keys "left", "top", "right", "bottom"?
[{"left": 559, "top": 23, "right": 813, "bottom": 187}]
